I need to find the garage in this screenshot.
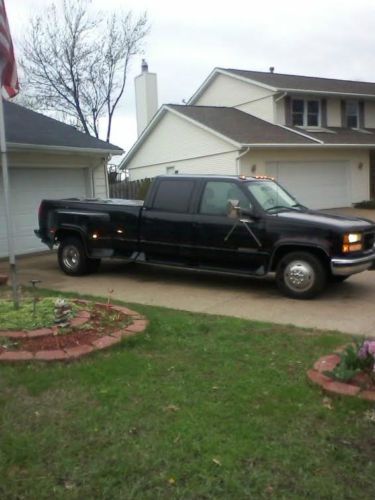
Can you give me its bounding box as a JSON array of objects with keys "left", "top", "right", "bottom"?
[
  {"left": 0, "top": 168, "right": 88, "bottom": 257},
  {"left": 266, "top": 161, "right": 351, "bottom": 209},
  {"left": 0, "top": 100, "right": 123, "bottom": 259}
]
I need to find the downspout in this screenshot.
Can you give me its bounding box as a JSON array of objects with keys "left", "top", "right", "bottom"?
[{"left": 235, "top": 147, "right": 250, "bottom": 175}]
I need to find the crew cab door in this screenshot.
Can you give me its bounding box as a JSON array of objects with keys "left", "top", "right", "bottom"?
[
  {"left": 192, "top": 180, "right": 268, "bottom": 273},
  {"left": 139, "top": 178, "right": 196, "bottom": 263}
]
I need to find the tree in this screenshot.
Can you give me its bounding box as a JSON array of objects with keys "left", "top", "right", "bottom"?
[{"left": 19, "top": 0, "right": 149, "bottom": 142}]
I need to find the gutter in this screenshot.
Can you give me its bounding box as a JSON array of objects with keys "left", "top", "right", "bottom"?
[
  {"left": 236, "top": 147, "right": 250, "bottom": 175},
  {"left": 7, "top": 142, "right": 123, "bottom": 156},
  {"left": 274, "top": 92, "right": 287, "bottom": 103}
]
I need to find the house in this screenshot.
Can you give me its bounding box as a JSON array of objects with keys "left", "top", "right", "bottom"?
[
  {"left": 121, "top": 66, "right": 375, "bottom": 209},
  {"left": 0, "top": 100, "right": 122, "bottom": 257}
]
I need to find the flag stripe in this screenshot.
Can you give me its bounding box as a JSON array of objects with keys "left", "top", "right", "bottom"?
[{"left": 0, "top": 0, "right": 18, "bottom": 98}]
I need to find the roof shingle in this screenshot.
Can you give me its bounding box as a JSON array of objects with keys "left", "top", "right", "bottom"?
[
  {"left": 168, "top": 104, "right": 316, "bottom": 145},
  {"left": 223, "top": 68, "right": 375, "bottom": 96},
  {"left": 4, "top": 100, "right": 122, "bottom": 153}
]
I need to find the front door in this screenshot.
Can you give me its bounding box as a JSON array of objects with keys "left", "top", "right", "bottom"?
[{"left": 193, "top": 180, "right": 268, "bottom": 273}]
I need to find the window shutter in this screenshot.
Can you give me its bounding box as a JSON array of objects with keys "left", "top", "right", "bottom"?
[
  {"left": 321, "top": 98, "right": 327, "bottom": 127},
  {"left": 341, "top": 100, "right": 346, "bottom": 127},
  {"left": 359, "top": 101, "right": 365, "bottom": 129},
  {"left": 284, "top": 96, "right": 291, "bottom": 126}
]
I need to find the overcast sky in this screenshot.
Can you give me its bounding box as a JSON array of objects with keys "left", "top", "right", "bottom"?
[{"left": 7, "top": 0, "right": 375, "bottom": 157}]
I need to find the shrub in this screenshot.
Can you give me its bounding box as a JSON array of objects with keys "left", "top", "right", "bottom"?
[{"left": 326, "top": 340, "right": 375, "bottom": 382}]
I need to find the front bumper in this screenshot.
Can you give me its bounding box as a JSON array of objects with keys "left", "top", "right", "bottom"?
[{"left": 331, "top": 252, "right": 375, "bottom": 276}]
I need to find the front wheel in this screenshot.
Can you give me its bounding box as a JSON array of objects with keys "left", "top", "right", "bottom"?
[
  {"left": 58, "top": 237, "right": 89, "bottom": 276},
  {"left": 276, "top": 252, "right": 327, "bottom": 299}
]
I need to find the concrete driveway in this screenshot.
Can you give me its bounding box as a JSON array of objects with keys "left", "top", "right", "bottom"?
[{"left": 2, "top": 207, "right": 374, "bottom": 337}]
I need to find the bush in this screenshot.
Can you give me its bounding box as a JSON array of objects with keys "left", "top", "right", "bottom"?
[{"left": 354, "top": 199, "right": 375, "bottom": 209}]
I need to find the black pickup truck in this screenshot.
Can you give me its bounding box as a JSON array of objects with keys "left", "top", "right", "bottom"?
[{"left": 35, "top": 174, "right": 375, "bottom": 299}]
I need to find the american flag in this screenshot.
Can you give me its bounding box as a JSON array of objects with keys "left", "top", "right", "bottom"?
[{"left": 0, "top": 0, "right": 18, "bottom": 98}]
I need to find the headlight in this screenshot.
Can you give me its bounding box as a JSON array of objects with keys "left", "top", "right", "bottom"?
[{"left": 342, "top": 233, "right": 363, "bottom": 253}]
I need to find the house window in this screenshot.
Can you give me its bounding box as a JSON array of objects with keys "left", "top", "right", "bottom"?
[
  {"left": 345, "top": 100, "right": 359, "bottom": 128},
  {"left": 166, "top": 166, "right": 175, "bottom": 175},
  {"left": 292, "top": 99, "right": 320, "bottom": 127}
]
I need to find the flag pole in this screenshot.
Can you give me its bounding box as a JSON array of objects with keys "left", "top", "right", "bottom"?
[{"left": 0, "top": 94, "right": 19, "bottom": 308}]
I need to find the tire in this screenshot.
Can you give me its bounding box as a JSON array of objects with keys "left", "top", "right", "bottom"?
[
  {"left": 58, "top": 237, "right": 89, "bottom": 276},
  {"left": 276, "top": 251, "right": 327, "bottom": 299}
]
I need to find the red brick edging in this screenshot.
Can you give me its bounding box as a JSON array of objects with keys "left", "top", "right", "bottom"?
[
  {"left": 0, "top": 310, "right": 91, "bottom": 338},
  {"left": 307, "top": 353, "right": 375, "bottom": 402},
  {"left": 0, "top": 302, "right": 148, "bottom": 363}
]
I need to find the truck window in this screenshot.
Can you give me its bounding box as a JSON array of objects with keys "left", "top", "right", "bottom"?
[
  {"left": 199, "top": 181, "right": 251, "bottom": 216},
  {"left": 152, "top": 179, "right": 195, "bottom": 213}
]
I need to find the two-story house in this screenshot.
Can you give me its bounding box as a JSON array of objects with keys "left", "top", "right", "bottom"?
[{"left": 121, "top": 67, "right": 375, "bottom": 209}]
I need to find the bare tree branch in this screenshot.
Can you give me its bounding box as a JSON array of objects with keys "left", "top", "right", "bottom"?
[{"left": 17, "top": 0, "right": 149, "bottom": 141}]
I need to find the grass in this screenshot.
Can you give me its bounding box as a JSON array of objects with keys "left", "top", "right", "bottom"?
[
  {"left": 0, "top": 296, "right": 77, "bottom": 330},
  {"left": 0, "top": 288, "right": 374, "bottom": 499}
]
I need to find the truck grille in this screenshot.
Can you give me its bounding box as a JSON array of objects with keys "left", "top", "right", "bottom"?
[{"left": 364, "top": 231, "right": 375, "bottom": 250}]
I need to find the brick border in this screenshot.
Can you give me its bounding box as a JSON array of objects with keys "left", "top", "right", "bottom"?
[
  {"left": 0, "top": 301, "right": 148, "bottom": 363},
  {"left": 307, "top": 351, "right": 375, "bottom": 402},
  {"left": 0, "top": 310, "right": 91, "bottom": 339}
]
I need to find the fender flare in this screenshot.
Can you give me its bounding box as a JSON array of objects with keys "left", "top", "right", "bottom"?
[{"left": 268, "top": 240, "right": 331, "bottom": 272}]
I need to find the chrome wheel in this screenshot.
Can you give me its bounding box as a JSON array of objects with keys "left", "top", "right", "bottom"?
[
  {"left": 284, "top": 260, "right": 315, "bottom": 292},
  {"left": 61, "top": 245, "right": 80, "bottom": 272}
]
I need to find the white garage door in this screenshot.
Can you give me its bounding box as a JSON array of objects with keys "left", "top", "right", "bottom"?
[
  {"left": 0, "top": 168, "right": 87, "bottom": 257},
  {"left": 266, "top": 161, "right": 351, "bottom": 209}
]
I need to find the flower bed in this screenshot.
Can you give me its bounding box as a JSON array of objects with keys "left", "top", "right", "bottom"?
[
  {"left": 0, "top": 300, "right": 148, "bottom": 362},
  {"left": 308, "top": 340, "right": 375, "bottom": 401}
]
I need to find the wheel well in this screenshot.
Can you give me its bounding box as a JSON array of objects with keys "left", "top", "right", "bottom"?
[
  {"left": 271, "top": 245, "right": 330, "bottom": 272},
  {"left": 55, "top": 229, "right": 84, "bottom": 246}
]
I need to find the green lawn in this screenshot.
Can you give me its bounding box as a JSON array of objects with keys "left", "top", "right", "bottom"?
[{"left": 0, "top": 289, "right": 374, "bottom": 499}]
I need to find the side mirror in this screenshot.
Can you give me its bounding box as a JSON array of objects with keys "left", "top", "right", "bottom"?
[
  {"left": 227, "top": 200, "right": 256, "bottom": 219},
  {"left": 227, "top": 199, "right": 241, "bottom": 219}
]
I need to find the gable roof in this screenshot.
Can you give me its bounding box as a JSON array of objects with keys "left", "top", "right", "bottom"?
[
  {"left": 189, "top": 67, "right": 375, "bottom": 104},
  {"left": 222, "top": 69, "right": 375, "bottom": 96},
  {"left": 4, "top": 100, "right": 123, "bottom": 155}
]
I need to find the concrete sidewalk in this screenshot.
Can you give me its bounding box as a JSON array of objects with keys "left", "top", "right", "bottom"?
[{"left": 4, "top": 251, "right": 375, "bottom": 337}]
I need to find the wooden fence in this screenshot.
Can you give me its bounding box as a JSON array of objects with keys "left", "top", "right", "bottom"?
[{"left": 108, "top": 177, "right": 152, "bottom": 200}]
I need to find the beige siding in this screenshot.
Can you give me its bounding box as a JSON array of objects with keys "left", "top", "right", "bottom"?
[
  {"left": 274, "top": 99, "right": 285, "bottom": 125},
  {"left": 194, "top": 73, "right": 276, "bottom": 121},
  {"left": 364, "top": 101, "right": 375, "bottom": 128},
  {"left": 92, "top": 163, "right": 108, "bottom": 198},
  {"left": 126, "top": 110, "right": 238, "bottom": 177},
  {"left": 327, "top": 98, "right": 341, "bottom": 127},
  {"left": 236, "top": 96, "right": 274, "bottom": 123},
  {"left": 239, "top": 148, "right": 370, "bottom": 204},
  {"left": 129, "top": 150, "right": 239, "bottom": 181}
]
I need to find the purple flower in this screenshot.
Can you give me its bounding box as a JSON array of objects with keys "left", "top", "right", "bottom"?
[{"left": 358, "top": 341, "right": 370, "bottom": 359}]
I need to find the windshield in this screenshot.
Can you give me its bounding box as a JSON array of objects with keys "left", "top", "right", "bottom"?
[{"left": 246, "top": 180, "right": 305, "bottom": 212}]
